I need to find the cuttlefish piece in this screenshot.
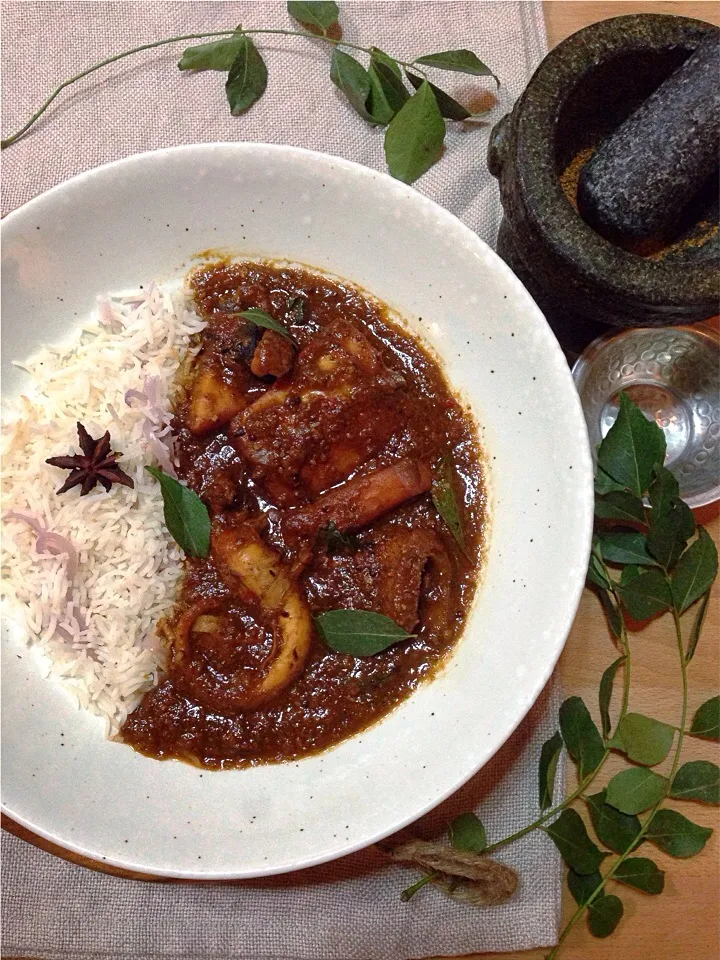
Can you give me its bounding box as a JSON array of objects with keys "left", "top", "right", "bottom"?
[
  {"left": 284, "top": 459, "right": 432, "bottom": 538},
  {"left": 210, "top": 525, "right": 312, "bottom": 708},
  {"left": 186, "top": 362, "right": 248, "bottom": 435}
]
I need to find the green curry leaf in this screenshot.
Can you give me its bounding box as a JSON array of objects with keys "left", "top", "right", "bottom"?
[
  {"left": 178, "top": 27, "right": 246, "bottom": 72},
  {"left": 315, "top": 609, "right": 414, "bottom": 656},
  {"left": 431, "top": 455, "right": 467, "bottom": 553},
  {"left": 287, "top": 0, "right": 339, "bottom": 34},
  {"left": 225, "top": 35, "right": 268, "bottom": 114},
  {"left": 384, "top": 80, "right": 445, "bottom": 184},
  {"left": 145, "top": 466, "right": 210, "bottom": 558}
]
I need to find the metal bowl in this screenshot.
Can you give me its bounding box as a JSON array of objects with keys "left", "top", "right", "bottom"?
[{"left": 573, "top": 325, "right": 720, "bottom": 508}]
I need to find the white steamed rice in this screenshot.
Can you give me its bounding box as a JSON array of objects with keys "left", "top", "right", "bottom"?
[{"left": 1, "top": 281, "right": 205, "bottom": 734}]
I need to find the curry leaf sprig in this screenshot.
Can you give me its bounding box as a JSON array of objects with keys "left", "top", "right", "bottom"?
[
  {"left": 2, "top": 1, "right": 498, "bottom": 184},
  {"left": 397, "top": 393, "right": 718, "bottom": 958}
]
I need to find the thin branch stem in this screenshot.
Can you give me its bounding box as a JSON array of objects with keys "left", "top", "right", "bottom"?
[
  {"left": 400, "top": 871, "right": 439, "bottom": 901},
  {"left": 547, "top": 595, "right": 689, "bottom": 959},
  {"left": 487, "top": 567, "right": 631, "bottom": 856},
  {"left": 1, "top": 26, "right": 423, "bottom": 149}
]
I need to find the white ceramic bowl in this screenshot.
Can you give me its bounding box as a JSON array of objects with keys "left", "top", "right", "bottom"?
[{"left": 1, "top": 144, "right": 593, "bottom": 879}]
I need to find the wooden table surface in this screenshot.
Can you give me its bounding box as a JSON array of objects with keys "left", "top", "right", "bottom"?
[
  {"left": 4, "top": 3, "right": 719, "bottom": 960},
  {"left": 494, "top": 8, "right": 720, "bottom": 960}
]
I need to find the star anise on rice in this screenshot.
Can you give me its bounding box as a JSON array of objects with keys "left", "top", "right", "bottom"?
[{"left": 46, "top": 422, "right": 134, "bottom": 496}]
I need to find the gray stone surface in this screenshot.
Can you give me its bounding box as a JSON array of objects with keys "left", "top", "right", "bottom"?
[
  {"left": 578, "top": 36, "right": 720, "bottom": 245},
  {"left": 487, "top": 13, "right": 720, "bottom": 356}
]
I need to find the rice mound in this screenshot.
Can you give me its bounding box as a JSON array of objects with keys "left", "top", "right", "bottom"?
[{"left": 1, "top": 282, "right": 205, "bottom": 734}]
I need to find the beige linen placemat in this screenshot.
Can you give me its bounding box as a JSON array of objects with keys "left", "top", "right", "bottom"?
[{"left": 1, "top": 2, "right": 565, "bottom": 957}]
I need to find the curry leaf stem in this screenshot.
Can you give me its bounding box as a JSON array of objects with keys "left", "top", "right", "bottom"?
[
  {"left": 1, "top": 27, "right": 425, "bottom": 148},
  {"left": 486, "top": 564, "right": 631, "bottom": 856},
  {"left": 545, "top": 595, "right": 688, "bottom": 959}
]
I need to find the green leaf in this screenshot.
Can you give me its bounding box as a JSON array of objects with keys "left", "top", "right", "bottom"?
[
  {"left": 538, "top": 731, "right": 564, "bottom": 810},
  {"left": 594, "top": 490, "right": 646, "bottom": 524},
  {"left": 287, "top": 295, "right": 305, "bottom": 324},
  {"left": 599, "top": 657, "right": 625, "bottom": 737},
  {"left": 367, "top": 53, "right": 409, "bottom": 125},
  {"left": 597, "top": 588, "right": 623, "bottom": 640},
  {"left": 559, "top": 696, "right": 605, "bottom": 780},
  {"left": 671, "top": 527, "right": 718, "bottom": 613},
  {"left": 596, "top": 530, "right": 658, "bottom": 567},
  {"left": 414, "top": 49, "right": 498, "bottom": 84},
  {"left": 144, "top": 466, "right": 210, "bottom": 558},
  {"left": 449, "top": 812, "right": 486, "bottom": 853},
  {"left": 314, "top": 609, "right": 414, "bottom": 656},
  {"left": 330, "top": 49, "right": 374, "bottom": 123},
  {"left": 648, "top": 465, "right": 679, "bottom": 517},
  {"left": 384, "top": 80, "right": 445, "bottom": 184},
  {"left": 406, "top": 71, "right": 473, "bottom": 121},
  {"left": 605, "top": 767, "right": 667, "bottom": 815},
  {"left": 611, "top": 713, "right": 675, "bottom": 766},
  {"left": 431, "top": 455, "right": 466, "bottom": 552},
  {"left": 689, "top": 696, "right": 720, "bottom": 741},
  {"left": 596, "top": 392, "right": 666, "bottom": 498},
  {"left": 614, "top": 857, "right": 665, "bottom": 894},
  {"left": 595, "top": 464, "right": 626, "bottom": 495},
  {"left": 543, "top": 809, "right": 608, "bottom": 875},
  {"left": 318, "top": 521, "right": 362, "bottom": 555},
  {"left": 225, "top": 36, "right": 268, "bottom": 115},
  {"left": 685, "top": 589, "right": 711, "bottom": 664},
  {"left": 588, "top": 894, "right": 624, "bottom": 938},
  {"left": 646, "top": 808, "right": 713, "bottom": 857},
  {"left": 617, "top": 568, "right": 672, "bottom": 620},
  {"left": 178, "top": 28, "right": 246, "bottom": 72},
  {"left": 670, "top": 761, "right": 720, "bottom": 804},
  {"left": 587, "top": 558, "right": 610, "bottom": 590},
  {"left": 567, "top": 869, "right": 603, "bottom": 906},
  {"left": 237, "top": 307, "right": 294, "bottom": 343},
  {"left": 647, "top": 501, "right": 692, "bottom": 570},
  {"left": 586, "top": 790, "right": 642, "bottom": 854},
  {"left": 369, "top": 48, "right": 402, "bottom": 77},
  {"left": 620, "top": 564, "right": 640, "bottom": 586},
  {"left": 670, "top": 498, "right": 696, "bottom": 539},
  {"left": 587, "top": 538, "right": 611, "bottom": 590},
  {"left": 287, "top": 0, "right": 339, "bottom": 33}
]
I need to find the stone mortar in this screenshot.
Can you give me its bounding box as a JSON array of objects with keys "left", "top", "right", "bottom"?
[{"left": 487, "top": 14, "right": 720, "bottom": 359}]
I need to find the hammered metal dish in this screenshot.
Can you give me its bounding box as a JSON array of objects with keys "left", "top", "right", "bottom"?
[{"left": 573, "top": 325, "right": 720, "bottom": 509}]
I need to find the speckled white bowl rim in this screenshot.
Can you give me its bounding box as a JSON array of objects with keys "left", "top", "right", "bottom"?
[{"left": 1, "top": 143, "right": 593, "bottom": 879}]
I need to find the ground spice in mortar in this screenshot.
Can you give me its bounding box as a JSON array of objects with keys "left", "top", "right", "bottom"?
[{"left": 560, "top": 147, "right": 718, "bottom": 260}]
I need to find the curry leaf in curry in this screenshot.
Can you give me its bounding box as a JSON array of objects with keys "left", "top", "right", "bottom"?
[
  {"left": 318, "top": 521, "right": 363, "bottom": 555},
  {"left": 315, "top": 609, "right": 414, "bottom": 656},
  {"left": 431, "top": 455, "right": 466, "bottom": 553},
  {"left": 237, "top": 307, "right": 295, "bottom": 343},
  {"left": 286, "top": 296, "right": 305, "bottom": 323},
  {"left": 145, "top": 466, "right": 210, "bottom": 558}
]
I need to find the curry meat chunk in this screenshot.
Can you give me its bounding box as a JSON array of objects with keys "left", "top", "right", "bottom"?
[{"left": 233, "top": 320, "right": 406, "bottom": 506}]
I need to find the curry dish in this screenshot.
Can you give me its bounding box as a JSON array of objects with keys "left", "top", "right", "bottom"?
[{"left": 121, "top": 261, "right": 486, "bottom": 767}]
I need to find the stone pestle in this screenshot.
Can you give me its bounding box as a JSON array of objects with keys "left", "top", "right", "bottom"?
[{"left": 577, "top": 35, "right": 720, "bottom": 248}]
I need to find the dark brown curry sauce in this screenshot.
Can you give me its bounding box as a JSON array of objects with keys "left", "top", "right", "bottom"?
[{"left": 121, "top": 261, "right": 486, "bottom": 768}]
